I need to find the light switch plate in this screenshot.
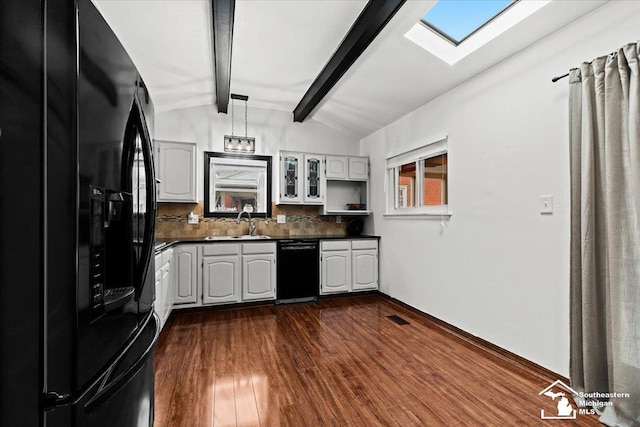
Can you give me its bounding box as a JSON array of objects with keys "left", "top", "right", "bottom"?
[
  {"left": 277, "top": 215, "right": 286, "bottom": 224},
  {"left": 188, "top": 213, "right": 199, "bottom": 224},
  {"left": 540, "top": 195, "right": 553, "bottom": 214},
  {"left": 336, "top": 216, "right": 341, "bottom": 224}
]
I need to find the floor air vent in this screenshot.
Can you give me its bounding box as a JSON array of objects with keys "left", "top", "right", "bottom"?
[{"left": 387, "top": 314, "right": 410, "bottom": 325}]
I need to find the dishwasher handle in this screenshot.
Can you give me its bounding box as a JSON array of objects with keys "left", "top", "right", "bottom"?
[{"left": 280, "top": 244, "right": 318, "bottom": 251}]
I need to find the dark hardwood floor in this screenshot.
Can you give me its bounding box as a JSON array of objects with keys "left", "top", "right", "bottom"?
[{"left": 153, "top": 294, "right": 599, "bottom": 426}]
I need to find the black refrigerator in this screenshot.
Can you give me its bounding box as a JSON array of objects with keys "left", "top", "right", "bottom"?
[{"left": 0, "top": 0, "right": 159, "bottom": 426}]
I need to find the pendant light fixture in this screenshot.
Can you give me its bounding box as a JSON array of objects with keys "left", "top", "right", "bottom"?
[{"left": 224, "top": 94, "right": 255, "bottom": 154}]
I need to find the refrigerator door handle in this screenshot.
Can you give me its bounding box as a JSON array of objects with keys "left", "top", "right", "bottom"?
[{"left": 134, "top": 99, "right": 156, "bottom": 299}]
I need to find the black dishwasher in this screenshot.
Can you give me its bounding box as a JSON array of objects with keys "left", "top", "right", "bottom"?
[{"left": 277, "top": 239, "right": 319, "bottom": 303}]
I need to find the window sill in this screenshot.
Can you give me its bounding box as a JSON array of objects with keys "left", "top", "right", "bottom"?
[{"left": 383, "top": 212, "right": 452, "bottom": 220}]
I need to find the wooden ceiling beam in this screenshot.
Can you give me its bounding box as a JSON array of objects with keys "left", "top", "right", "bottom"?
[
  {"left": 292, "top": 0, "right": 406, "bottom": 123},
  {"left": 212, "top": 0, "right": 235, "bottom": 113}
]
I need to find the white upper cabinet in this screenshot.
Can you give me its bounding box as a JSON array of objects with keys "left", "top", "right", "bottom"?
[
  {"left": 303, "top": 154, "right": 325, "bottom": 204},
  {"left": 156, "top": 140, "right": 197, "bottom": 203},
  {"left": 279, "top": 152, "right": 302, "bottom": 204},
  {"left": 277, "top": 151, "right": 325, "bottom": 205},
  {"left": 348, "top": 157, "right": 369, "bottom": 180},
  {"left": 325, "top": 156, "right": 368, "bottom": 180},
  {"left": 326, "top": 156, "right": 348, "bottom": 179},
  {"left": 277, "top": 151, "right": 369, "bottom": 213}
]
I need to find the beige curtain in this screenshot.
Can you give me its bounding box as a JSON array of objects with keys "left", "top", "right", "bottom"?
[{"left": 570, "top": 43, "right": 640, "bottom": 427}]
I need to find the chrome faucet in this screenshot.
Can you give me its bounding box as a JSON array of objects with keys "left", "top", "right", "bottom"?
[{"left": 236, "top": 210, "right": 256, "bottom": 236}]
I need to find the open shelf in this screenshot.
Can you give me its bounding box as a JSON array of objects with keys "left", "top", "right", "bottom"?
[
  {"left": 323, "top": 209, "right": 371, "bottom": 216},
  {"left": 322, "top": 180, "right": 368, "bottom": 215}
]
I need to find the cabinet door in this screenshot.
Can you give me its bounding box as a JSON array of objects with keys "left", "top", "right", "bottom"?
[
  {"left": 173, "top": 245, "right": 198, "bottom": 305},
  {"left": 279, "top": 153, "right": 302, "bottom": 204},
  {"left": 304, "top": 154, "right": 325, "bottom": 204},
  {"left": 348, "top": 157, "right": 368, "bottom": 180},
  {"left": 202, "top": 255, "right": 240, "bottom": 304},
  {"left": 154, "top": 268, "right": 164, "bottom": 326},
  {"left": 242, "top": 254, "right": 276, "bottom": 301},
  {"left": 326, "top": 156, "right": 348, "bottom": 179},
  {"left": 321, "top": 250, "right": 351, "bottom": 294},
  {"left": 156, "top": 140, "right": 197, "bottom": 202},
  {"left": 352, "top": 249, "right": 378, "bottom": 291},
  {"left": 161, "top": 263, "right": 172, "bottom": 325}
]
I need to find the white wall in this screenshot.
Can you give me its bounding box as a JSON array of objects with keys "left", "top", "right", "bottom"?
[
  {"left": 155, "top": 105, "right": 359, "bottom": 200},
  {"left": 360, "top": 1, "right": 640, "bottom": 376}
]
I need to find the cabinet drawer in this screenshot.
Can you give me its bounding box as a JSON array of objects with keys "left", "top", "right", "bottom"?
[
  {"left": 351, "top": 240, "right": 378, "bottom": 250},
  {"left": 242, "top": 242, "right": 276, "bottom": 255},
  {"left": 202, "top": 243, "right": 240, "bottom": 256},
  {"left": 321, "top": 240, "right": 350, "bottom": 251}
]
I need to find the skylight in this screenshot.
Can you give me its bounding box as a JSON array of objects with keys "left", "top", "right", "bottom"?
[
  {"left": 405, "top": 0, "right": 551, "bottom": 65},
  {"left": 422, "top": 0, "right": 516, "bottom": 45}
]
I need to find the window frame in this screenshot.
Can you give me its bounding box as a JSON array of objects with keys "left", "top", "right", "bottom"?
[
  {"left": 203, "top": 151, "right": 272, "bottom": 218},
  {"left": 384, "top": 135, "right": 451, "bottom": 218},
  {"left": 404, "top": 0, "right": 551, "bottom": 65},
  {"left": 421, "top": 0, "right": 518, "bottom": 46}
]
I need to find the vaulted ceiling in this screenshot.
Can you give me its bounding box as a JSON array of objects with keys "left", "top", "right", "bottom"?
[{"left": 94, "top": 0, "right": 607, "bottom": 139}]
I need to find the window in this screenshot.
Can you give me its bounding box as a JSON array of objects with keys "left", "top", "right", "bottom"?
[
  {"left": 385, "top": 135, "right": 449, "bottom": 217},
  {"left": 203, "top": 152, "right": 272, "bottom": 217},
  {"left": 397, "top": 163, "right": 416, "bottom": 208},
  {"left": 422, "top": 154, "right": 448, "bottom": 205},
  {"left": 404, "top": 0, "right": 550, "bottom": 65},
  {"left": 422, "top": 0, "right": 517, "bottom": 45}
]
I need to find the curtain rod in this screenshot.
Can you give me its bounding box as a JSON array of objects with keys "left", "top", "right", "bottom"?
[{"left": 552, "top": 72, "right": 569, "bottom": 83}]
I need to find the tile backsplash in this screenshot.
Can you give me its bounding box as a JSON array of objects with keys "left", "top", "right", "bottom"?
[{"left": 155, "top": 202, "right": 348, "bottom": 239}]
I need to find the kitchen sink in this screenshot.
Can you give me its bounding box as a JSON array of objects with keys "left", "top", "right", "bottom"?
[{"left": 204, "top": 235, "right": 272, "bottom": 241}]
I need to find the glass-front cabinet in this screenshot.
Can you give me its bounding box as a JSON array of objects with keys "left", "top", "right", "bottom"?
[
  {"left": 277, "top": 152, "right": 324, "bottom": 205},
  {"left": 303, "top": 154, "right": 324, "bottom": 204},
  {"left": 281, "top": 154, "right": 301, "bottom": 203},
  {"left": 277, "top": 151, "right": 369, "bottom": 214}
]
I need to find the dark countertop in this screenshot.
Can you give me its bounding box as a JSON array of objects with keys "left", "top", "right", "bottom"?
[{"left": 155, "top": 234, "right": 380, "bottom": 253}]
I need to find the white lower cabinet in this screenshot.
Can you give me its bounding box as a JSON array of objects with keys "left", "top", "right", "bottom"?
[
  {"left": 242, "top": 243, "right": 276, "bottom": 301},
  {"left": 160, "top": 254, "right": 173, "bottom": 325},
  {"left": 321, "top": 246, "right": 351, "bottom": 294},
  {"left": 202, "top": 254, "right": 241, "bottom": 304},
  {"left": 352, "top": 249, "right": 378, "bottom": 291},
  {"left": 154, "top": 256, "right": 163, "bottom": 321},
  {"left": 321, "top": 239, "right": 378, "bottom": 294},
  {"left": 170, "top": 239, "right": 375, "bottom": 308},
  {"left": 201, "top": 244, "right": 241, "bottom": 305},
  {"left": 195, "top": 242, "right": 276, "bottom": 306},
  {"left": 172, "top": 245, "right": 198, "bottom": 305},
  {"left": 154, "top": 248, "right": 174, "bottom": 329}
]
